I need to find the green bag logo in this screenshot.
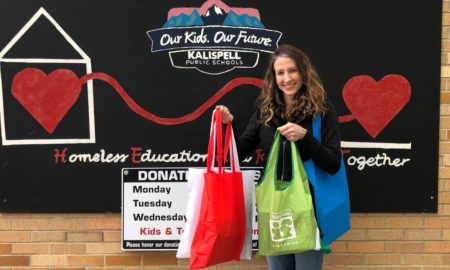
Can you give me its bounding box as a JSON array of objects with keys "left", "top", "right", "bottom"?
[{"left": 269, "top": 209, "right": 297, "bottom": 242}]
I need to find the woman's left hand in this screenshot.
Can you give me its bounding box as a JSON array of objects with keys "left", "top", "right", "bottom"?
[{"left": 278, "top": 122, "right": 307, "bottom": 141}]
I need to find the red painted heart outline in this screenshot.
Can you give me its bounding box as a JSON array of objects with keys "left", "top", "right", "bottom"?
[
  {"left": 342, "top": 74, "right": 411, "bottom": 138},
  {"left": 12, "top": 68, "right": 83, "bottom": 133}
]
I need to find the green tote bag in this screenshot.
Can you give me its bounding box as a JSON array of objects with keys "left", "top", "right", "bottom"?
[{"left": 256, "top": 130, "right": 318, "bottom": 256}]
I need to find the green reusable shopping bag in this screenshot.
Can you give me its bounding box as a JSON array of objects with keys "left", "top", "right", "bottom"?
[{"left": 256, "top": 130, "right": 318, "bottom": 256}]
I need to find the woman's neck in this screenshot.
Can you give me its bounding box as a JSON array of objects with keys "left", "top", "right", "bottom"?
[{"left": 284, "top": 97, "right": 294, "bottom": 111}]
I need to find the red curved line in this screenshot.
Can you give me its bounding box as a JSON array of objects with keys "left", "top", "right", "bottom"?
[
  {"left": 338, "top": 114, "right": 356, "bottom": 123},
  {"left": 79, "top": 73, "right": 263, "bottom": 125}
]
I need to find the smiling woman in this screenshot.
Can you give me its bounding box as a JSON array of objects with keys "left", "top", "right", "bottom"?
[
  {"left": 273, "top": 56, "right": 303, "bottom": 107},
  {"left": 218, "top": 44, "right": 342, "bottom": 270}
]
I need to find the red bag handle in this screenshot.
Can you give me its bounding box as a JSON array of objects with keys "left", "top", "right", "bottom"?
[
  {"left": 223, "top": 123, "right": 238, "bottom": 172},
  {"left": 207, "top": 108, "right": 223, "bottom": 173},
  {"left": 207, "top": 108, "right": 240, "bottom": 173}
]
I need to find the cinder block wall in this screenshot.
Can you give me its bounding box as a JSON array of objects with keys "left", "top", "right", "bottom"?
[{"left": 0, "top": 2, "right": 448, "bottom": 269}]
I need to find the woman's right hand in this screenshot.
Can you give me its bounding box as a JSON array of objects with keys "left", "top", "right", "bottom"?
[{"left": 216, "top": 105, "right": 234, "bottom": 123}]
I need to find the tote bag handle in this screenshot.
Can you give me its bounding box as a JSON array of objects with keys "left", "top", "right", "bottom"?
[
  {"left": 223, "top": 122, "right": 241, "bottom": 172},
  {"left": 207, "top": 108, "right": 223, "bottom": 173},
  {"left": 259, "top": 130, "right": 305, "bottom": 190},
  {"left": 207, "top": 108, "right": 240, "bottom": 173}
]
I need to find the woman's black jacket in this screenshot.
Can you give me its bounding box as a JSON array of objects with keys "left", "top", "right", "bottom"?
[{"left": 236, "top": 99, "right": 342, "bottom": 179}]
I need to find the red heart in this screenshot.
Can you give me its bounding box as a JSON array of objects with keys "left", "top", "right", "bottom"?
[
  {"left": 342, "top": 75, "right": 411, "bottom": 138},
  {"left": 12, "top": 68, "right": 82, "bottom": 133}
]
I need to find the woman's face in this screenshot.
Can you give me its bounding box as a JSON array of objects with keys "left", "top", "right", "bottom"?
[{"left": 273, "top": 56, "right": 303, "bottom": 103}]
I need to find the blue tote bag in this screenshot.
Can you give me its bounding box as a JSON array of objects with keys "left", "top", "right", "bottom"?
[{"left": 303, "top": 115, "right": 351, "bottom": 245}]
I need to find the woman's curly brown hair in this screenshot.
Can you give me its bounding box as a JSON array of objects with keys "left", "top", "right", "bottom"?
[{"left": 259, "top": 44, "right": 326, "bottom": 124}]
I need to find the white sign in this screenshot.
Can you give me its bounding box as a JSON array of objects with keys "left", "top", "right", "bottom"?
[{"left": 121, "top": 167, "right": 261, "bottom": 251}]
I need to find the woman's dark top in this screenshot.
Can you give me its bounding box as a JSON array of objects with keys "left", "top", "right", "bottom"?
[{"left": 237, "top": 99, "right": 342, "bottom": 178}]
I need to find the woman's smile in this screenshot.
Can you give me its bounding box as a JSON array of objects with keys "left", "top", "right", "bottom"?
[{"left": 274, "top": 56, "right": 303, "bottom": 103}]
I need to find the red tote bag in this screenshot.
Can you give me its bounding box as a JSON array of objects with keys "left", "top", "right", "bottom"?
[{"left": 190, "top": 109, "right": 246, "bottom": 269}]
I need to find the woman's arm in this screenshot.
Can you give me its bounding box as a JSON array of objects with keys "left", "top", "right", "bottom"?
[
  {"left": 298, "top": 100, "right": 342, "bottom": 174},
  {"left": 216, "top": 105, "right": 261, "bottom": 161}
]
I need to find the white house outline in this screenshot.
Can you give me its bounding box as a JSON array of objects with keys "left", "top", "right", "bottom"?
[{"left": 0, "top": 7, "right": 96, "bottom": 146}]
